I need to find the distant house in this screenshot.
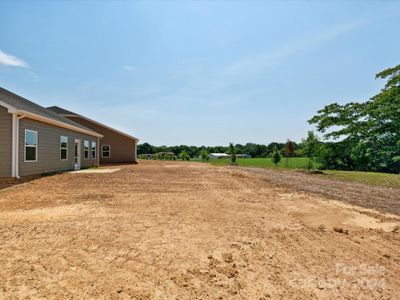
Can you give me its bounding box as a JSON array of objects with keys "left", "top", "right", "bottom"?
[
  {"left": 155, "top": 152, "right": 177, "bottom": 159},
  {"left": 208, "top": 153, "right": 251, "bottom": 159},
  {"left": 208, "top": 153, "right": 230, "bottom": 159},
  {"left": 0, "top": 88, "right": 102, "bottom": 178},
  {"left": 48, "top": 106, "right": 139, "bottom": 164},
  {"left": 141, "top": 152, "right": 177, "bottom": 160}
]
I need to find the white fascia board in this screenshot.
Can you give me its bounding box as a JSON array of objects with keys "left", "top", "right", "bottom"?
[{"left": 0, "top": 100, "right": 17, "bottom": 113}]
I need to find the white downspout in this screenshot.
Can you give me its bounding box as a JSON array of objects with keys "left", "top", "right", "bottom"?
[
  {"left": 97, "top": 137, "right": 101, "bottom": 167},
  {"left": 14, "top": 114, "right": 25, "bottom": 178},
  {"left": 11, "top": 114, "right": 17, "bottom": 177}
]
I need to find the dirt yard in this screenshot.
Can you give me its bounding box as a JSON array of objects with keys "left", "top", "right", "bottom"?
[{"left": 0, "top": 161, "right": 399, "bottom": 299}]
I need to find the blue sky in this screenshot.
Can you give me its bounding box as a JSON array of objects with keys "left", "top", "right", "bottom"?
[{"left": 0, "top": 1, "right": 399, "bottom": 146}]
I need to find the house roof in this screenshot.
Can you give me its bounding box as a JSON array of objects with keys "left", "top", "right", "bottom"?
[
  {"left": 0, "top": 87, "right": 102, "bottom": 138},
  {"left": 46, "top": 106, "right": 77, "bottom": 116},
  {"left": 209, "top": 153, "right": 229, "bottom": 157},
  {"left": 48, "top": 106, "right": 139, "bottom": 141}
]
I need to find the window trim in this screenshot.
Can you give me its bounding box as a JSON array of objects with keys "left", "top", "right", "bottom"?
[
  {"left": 60, "top": 136, "right": 68, "bottom": 161},
  {"left": 102, "top": 145, "right": 111, "bottom": 158},
  {"left": 83, "top": 140, "right": 90, "bottom": 160},
  {"left": 91, "top": 141, "right": 97, "bottom": 159},
  {"left": 24, "top": 129, "right": 38, "bottom": 163}
]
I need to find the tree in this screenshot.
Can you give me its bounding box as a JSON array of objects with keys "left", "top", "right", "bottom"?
[
  {"left": 137, "top": 142, "right": 154, "bottom": 155},
  {"left": 284, "top": 139, "right": 295, "bottom": 166},
  {"left": 228, "top": 143, "right": 237, "bottom": 164},
  {"left": 301, "top": 131, "right": 320, "bottom": 170},
  {"left": 266, "top": 142, "right": 284, "bottom": 157},
  {"left": 200, "top": 149, "right": 209, "bottom": 161},
  {"left": 350, "top": 142, "right": 373, "bottom": 171},
  {"left": 180, "top": 151, "right": 190, "bottom": 161},
  {"left": 271, "top": 147, "right": 281, "bottom": 166},
  {"left": 309, "top": 64, "right": 400, "bottom": 173}
]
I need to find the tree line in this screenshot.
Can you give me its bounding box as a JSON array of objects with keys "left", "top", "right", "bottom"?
[{"left": 137, "top": 141, "right": 308, "bottom": 159}]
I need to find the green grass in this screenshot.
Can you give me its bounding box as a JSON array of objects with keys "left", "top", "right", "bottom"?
[
  {"left": 323, "top": 170, "right": 400, "bottom": 188},
  {"left": 204, "top": 157, "right": 320, "bottom": 169},
  {"left": 199, "top": 157, "right": 400, "bottom": 188}
]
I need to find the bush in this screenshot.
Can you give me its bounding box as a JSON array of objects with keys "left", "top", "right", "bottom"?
[
  {"left": 180, "top": 151, "right": 190, "bottom": 161},
  {"left": 271, "top": 147, "right": 281, "bottom": 166}
]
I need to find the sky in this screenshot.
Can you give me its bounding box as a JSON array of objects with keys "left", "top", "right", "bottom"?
[{"left": 0, "top": 1, "right": 399, "bottom": 146}]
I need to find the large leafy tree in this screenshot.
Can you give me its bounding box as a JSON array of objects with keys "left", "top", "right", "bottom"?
[{"left": 309, "top": 65, "right": 400, "bottom": 173}]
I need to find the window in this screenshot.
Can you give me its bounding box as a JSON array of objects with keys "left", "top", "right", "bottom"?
[
  {"left": 91, "top": 141, "right": 97, "bottom": 159},
  {"left": 102, "top": 145, "right": 110, "bottom": 158},
  {"left": 60, "top": 136, "right": 68, "bottom": 160},
  {"left": 25, "top": 130, "right": 38, "bottom": 162},
  {"left": 84, "top": 140, "right": 89, "bottom": 159}
]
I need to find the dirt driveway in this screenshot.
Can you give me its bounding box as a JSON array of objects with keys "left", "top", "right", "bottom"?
[{"left": 0, "top": 161, "right": 399, "bottom": 299}]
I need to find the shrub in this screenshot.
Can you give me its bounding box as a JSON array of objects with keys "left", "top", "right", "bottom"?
[{"left": 271, "top": 147, "right": 281, "bottom": 166}]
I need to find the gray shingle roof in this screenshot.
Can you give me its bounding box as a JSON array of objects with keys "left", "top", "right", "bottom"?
[
  {"left": 48, "top": 105, "right": 138, "bottom": 141},
  {"left": 0, "top": 87, "right": 99, "bottom": 136},
  {"left": 47, "top": 106, "right": 78, "bottom": 116}
]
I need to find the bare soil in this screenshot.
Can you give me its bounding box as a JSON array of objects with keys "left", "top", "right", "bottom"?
[{"left": 0, "top": 161, "right": 399, "bottom": 299}]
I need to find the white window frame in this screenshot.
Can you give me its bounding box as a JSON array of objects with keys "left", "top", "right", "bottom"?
[
  {"left": 102, "top": 145, "right": 111, "bottom": 158},
  {"left": 84, "top": 140, "right": 90, "bottom": 160},
  {"left": 24, "top": 129, "right": 38, "bottom": 163},
  {"left": 91, "top": 141, "right": 97, "bottom": 159},
  {"left": 60, "top": 136, "right": 68, "bottom": 161}
]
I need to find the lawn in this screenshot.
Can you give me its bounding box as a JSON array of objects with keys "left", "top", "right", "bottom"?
[
  {"left": 202, "top": 157, "right": 400, "bottom": 188},
  {"left": 324, "top": 170, "right": 400, "bottom": 189},
  {"left": 204, "top": 157, "right": 320, "bottom": 169}
]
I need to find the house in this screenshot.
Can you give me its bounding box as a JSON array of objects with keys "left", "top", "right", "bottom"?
[
  {"left": 47, "top": 106, "right": 138, "bottom": 164},
  {"left": 208, "top": 153, "right": 230, "bottom": 159},
  {"left": 154, "top": 152, "right": 177, "bottom": 160},
  {"left": 208, "top": 153, "right": 251, "bottom": 159},
  {"left": 0, "top": 88, "right": 102, "bottom": 178}
]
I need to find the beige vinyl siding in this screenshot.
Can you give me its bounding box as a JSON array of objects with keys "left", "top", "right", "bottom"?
[
  {"left": 0, "top": 106, "right": 12, "bottom": 177},
  {"left": 18, "top": 117, "right": 98, "bottom": 177},
  {"left": 65, "top": 117, "right": 137, "bottom": 163}
]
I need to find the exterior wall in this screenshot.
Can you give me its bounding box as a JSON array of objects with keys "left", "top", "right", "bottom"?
[
  {"left": 0, "top": 106, "right": 12, "bottom": 177},
  {"left": 66, "top": 117, "right": 137, "bottom": 164},
  {"left": 18, "top": 117, "right": 99, "bottom": 177}
]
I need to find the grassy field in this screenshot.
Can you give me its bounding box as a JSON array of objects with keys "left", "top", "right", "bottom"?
[
  {"left": 204, "top": 157, "right": 320, "bottom": 169},
  {"left": 200, "top": 157, "right": 400, "bottom": 188},
  {"left": 324, "top": 170, "right": 400, "bottom": 189}
]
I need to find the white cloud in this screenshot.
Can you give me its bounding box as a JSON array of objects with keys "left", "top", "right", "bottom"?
[
  {"left": 123, "top": 65, "right": 136, "bottom": 71},
  {"left": 0, "top": 49, "right": 28, "bottom": 68}
]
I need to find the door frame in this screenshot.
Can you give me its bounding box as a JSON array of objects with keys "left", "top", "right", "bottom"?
[{"left": 74, "top": 139, "right": 81, "bottom": 170}]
